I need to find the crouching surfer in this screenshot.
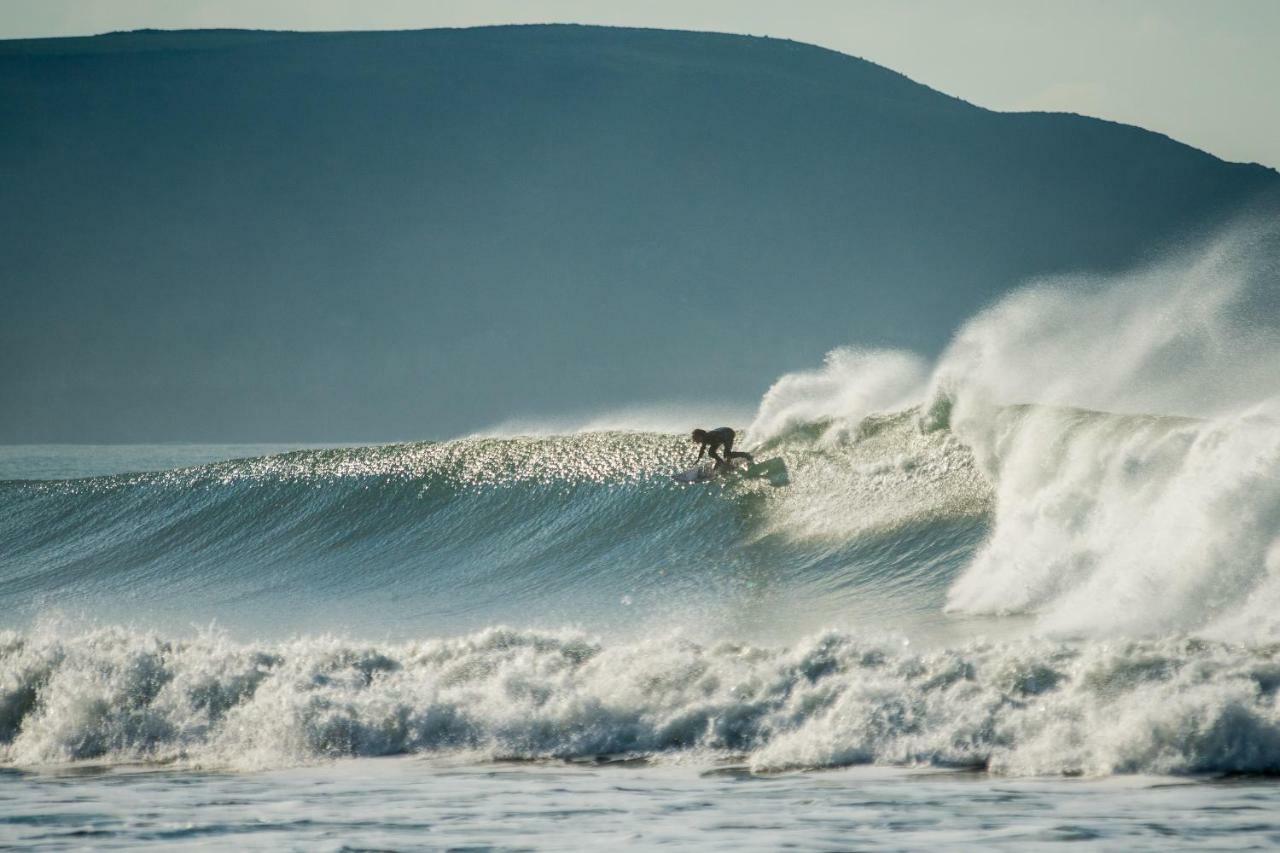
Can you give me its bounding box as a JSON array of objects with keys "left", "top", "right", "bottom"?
[{"left": 691, "top": 427, "right": 753, "bottom": 472}]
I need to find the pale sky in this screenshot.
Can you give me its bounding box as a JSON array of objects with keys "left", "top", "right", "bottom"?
[{"left": 3, "top": 0, "right": 1278, "bottom": 168}]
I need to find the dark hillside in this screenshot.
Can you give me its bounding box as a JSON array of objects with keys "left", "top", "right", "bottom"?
[{"left": 1, "top": 26, "right": 1274, "bottom": 441}]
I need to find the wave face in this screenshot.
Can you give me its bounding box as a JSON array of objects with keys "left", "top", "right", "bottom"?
[
  {"left": 5, "top": 219, "right": 1280, "bottom": 775},
  {"left": 0, "top": 421, "right": 990, "bottom": 641}
]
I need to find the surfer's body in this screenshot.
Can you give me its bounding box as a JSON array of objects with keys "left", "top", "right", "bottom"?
[{"left": 691, "top": 427, "right": 753, "bottom": 469}]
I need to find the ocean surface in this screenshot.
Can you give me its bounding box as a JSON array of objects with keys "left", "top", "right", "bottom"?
[{"left": 5, "top": 225, "right": 1280, "bottom": 849}]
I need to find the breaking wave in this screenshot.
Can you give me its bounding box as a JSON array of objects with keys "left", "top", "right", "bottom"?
[
  {"left": 4, "top": 218, "right": 1280, "bottom": 775},
  {"left": 5, "top": 624, "right": 1280, "bottom": 776}
]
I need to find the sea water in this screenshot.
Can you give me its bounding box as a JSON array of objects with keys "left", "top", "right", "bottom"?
[
  {"left": 5, "top": 224, "right": 1280, "bottom": 848},
  {"left": 7, "top": 759, "right": 1280, "bottom": 850},
  {"left": 2, "top": 418, "right": 1279, "bottom": 850}
]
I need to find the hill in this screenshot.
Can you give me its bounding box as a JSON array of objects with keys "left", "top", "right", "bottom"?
[{"left": 1, "top": 26, "right": 1275, "bottom": 441}]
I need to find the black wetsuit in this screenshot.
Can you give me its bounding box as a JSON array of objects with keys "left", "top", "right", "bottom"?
[{"left": 697, "top": 427, "right": 753, "bottom": 466}]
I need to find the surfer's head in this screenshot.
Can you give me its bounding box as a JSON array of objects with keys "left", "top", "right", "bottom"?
[{"left": 691, "top": 429, "right": 707, "bottom": 443}]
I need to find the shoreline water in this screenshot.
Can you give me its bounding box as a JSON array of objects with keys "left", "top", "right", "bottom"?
[{"left": 4, "top": 756, "right": 1278, "bottom": 850}]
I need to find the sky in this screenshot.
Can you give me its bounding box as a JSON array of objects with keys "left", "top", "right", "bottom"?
[{"left": 2, "top": 0, "right": 1277, "bottom": 169}]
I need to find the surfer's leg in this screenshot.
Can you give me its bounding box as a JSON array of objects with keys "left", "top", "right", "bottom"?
[
  {"left": 727, "top": 450, "right": 753, "bottom": 463},
  {"left": 719, "top": 436, "right": 745, "bottom": 463}
]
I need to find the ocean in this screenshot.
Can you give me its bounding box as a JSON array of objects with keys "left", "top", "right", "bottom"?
[{"left": 5, "top": 225, "right": 1280, "bottom": 848}]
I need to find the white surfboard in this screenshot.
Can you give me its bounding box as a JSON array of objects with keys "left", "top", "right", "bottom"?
[
  {"left": 671, "top": 462, "right": 716, "bottom": 484},
  {"left": 672, "top": 457, "right": 788, "bottom": 486}
]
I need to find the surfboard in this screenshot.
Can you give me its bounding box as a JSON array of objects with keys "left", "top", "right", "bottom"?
[
  {"left": 671, "top": 457, "right": 788, "bottom": 486},
  {"left": 671, "top": 462, "right": 716, "bottom": 484}
]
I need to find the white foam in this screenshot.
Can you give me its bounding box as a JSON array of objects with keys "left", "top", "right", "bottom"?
[
  {"left": 933, "top": 221, "right": 1280, "bottom": 638},
  {"left": 5, "top": 624, "right": 1280, "bottom": 777},
  {"left": 743, "top": 218, "right": 1280, "bottom": 640}
]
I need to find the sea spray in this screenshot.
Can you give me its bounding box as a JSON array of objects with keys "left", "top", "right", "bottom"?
[
  {"left": 748, "top": 348, "right": 928, "bottom": 448},
  {"left": 929, "top": 221, "right": 1280, "bottom": 637},
  {"left": 736, "top": 217, "right": 1280, "bottom": 639}
]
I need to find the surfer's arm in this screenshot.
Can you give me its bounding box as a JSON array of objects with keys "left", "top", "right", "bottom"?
[{"left": 696, "top": 443, "right": 707, "bottom": 460}]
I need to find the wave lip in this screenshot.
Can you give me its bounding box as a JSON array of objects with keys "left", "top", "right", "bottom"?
[{"left": 4, "top": 625, "right": 1280, "bottom": 778}]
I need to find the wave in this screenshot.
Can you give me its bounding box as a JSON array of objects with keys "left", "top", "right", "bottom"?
[
  {"left": 4, "top": 623, "right": 1280, "bottom": 776},
  {"left": 743, "top": 218, "right": 1280, "bottom": 641},
  {"left": 0, "top": 424, "right": 990, "bottom": 640},
  {"left": 4, "top": 218, "right": 1280, "bottom": 774},
  {"left": 942, "top": 401, "right": 1280, "bottom": 638},
  {"left": 7, "top": 222, "right": 1274, "bottom": 645},
  {"left": 928, "top": 221, "right": 1280, "bottom": 639}
]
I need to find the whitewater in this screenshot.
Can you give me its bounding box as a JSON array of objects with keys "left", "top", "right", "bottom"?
[{"left": 4, "top": 221, "right": 1280, "bottom": 848}]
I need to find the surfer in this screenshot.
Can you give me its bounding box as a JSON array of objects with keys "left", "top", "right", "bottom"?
[{"left": 691, "top": 427, "right": 753, "bottom": 470}]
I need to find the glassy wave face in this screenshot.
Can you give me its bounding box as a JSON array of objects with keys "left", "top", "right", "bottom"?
[
  {"left": 0, "top": 419, "right": 990, "bottom": 639},
  {"left": 4, "top": 220, "right": 1280, "bottom": 775}
]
